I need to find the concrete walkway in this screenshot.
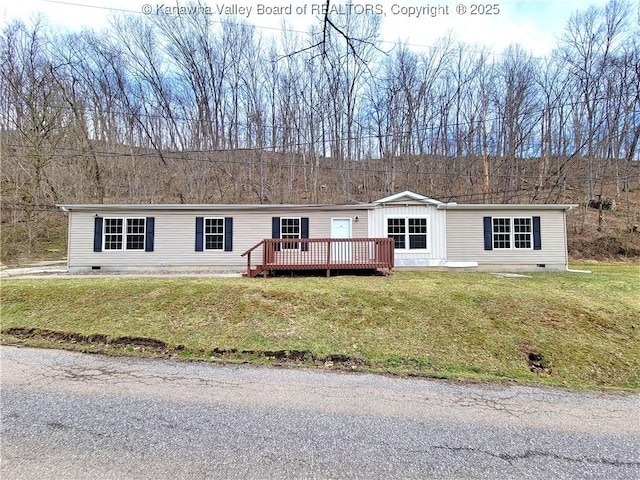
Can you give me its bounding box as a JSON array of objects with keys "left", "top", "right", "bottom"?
[
  {"left": 0, "top": 261, "right": 243, "bottom": 279},
  {"left": 0, "top": 261, "right": 68, "bottom": 278}
]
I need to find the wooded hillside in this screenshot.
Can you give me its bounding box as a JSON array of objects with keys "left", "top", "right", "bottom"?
[{"left": 1, "top": 0, "right": 638, "bottom": 263}]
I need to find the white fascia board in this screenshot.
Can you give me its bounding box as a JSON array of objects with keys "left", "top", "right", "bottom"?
[
  {"left": 56, "top": 203, "right": 376, "bottom": 212},
  {"left": 437, "top": 203, "right": 579, "bottom": 211},
  {"left": 374, "top": 190, "right": 443, "bottom": 205}
]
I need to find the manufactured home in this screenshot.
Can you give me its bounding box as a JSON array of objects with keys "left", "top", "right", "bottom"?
[{"left": 58, "top": 191, "right": 577, "bottom": 275}]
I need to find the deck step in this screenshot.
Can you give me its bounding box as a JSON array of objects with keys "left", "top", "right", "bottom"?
[{"left": 246, "top": 265, "right": 265, "bottom": 278}]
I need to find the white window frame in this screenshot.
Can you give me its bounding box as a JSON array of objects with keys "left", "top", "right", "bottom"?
[
  {"left": 280, "top": 217, "right": 301, "bottom": 250},
  {"left": 492, "top": 217, "right": 533, "bottom": 250},
  {"left": 204, "top": 217, "right": 225, "bottom": 250},
  {"left": 385, "top": 216, "right": 430, "bottom": 252},
  {"left": 513, "top": 217, "right": 533, "bottom": 250},
  {"left": 103, "top": 217, "right": 146, "bottom": 251}
]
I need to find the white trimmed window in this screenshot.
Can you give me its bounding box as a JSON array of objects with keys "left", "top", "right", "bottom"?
[
  {"left": 513, "top": 218, "right": 533, "bottom": 249},
  {"left": 205, "top": 218, "right": 224, "bottom": 250},
  {"left": 492, "top": 217, "right": 511, "bottom": 249},
  {"left": 281, "top": 217, "right": 300, "bottom": 250},
  {"left": 492, "top": 217, "right": 532, "bottom": 250},
  {"left": 104, "top": 218, "right": 145, "bottom": 250},
  {"left": 387, "top": 217, "right": 428, "bottom": 250}
]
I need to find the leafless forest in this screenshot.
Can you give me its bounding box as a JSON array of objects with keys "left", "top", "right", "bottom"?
[{"left": 1, "top": 0, "right": 639, "bottom": 262}]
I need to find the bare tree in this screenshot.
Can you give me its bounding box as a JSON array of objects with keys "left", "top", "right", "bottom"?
[
  {"left": 559, "top": 0, "right": 631, "bottom": 201},
  {"left": 1, "top": 18, "right": 68, "bottom": 250}
]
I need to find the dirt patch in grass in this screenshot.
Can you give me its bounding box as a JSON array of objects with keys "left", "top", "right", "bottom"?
[
  {"left": 2, "top": 326, "right": 368, "bottom": 369},
  {"left": 3, "top": 327, "right": 169, "bottom": 353},
  {"left": 520, "top": 344, "right": 552, "bottom": 375}
]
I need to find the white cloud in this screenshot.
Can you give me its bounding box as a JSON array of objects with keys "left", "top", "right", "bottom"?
[{"left": 1, "top": 0, "right": 614, "bottom": 57}]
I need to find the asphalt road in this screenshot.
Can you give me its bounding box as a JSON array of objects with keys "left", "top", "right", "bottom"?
[{"left": 1, "top": 346, "right": 638, "bottom": 479}]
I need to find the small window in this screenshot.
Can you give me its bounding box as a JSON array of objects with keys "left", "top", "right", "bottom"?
[
  {"left": 126, "top": 218, "right": 145, "bottom": 250},
  {"left": 281, "top": 218, "right": 300, "bottom": 250},
  {"left": 408, "top": 218, "right": 427, "bottom": 249},
  {"left": 205, "top": 218, "right": 224, "bottom": 250},
  {"left": 492, "top": 218, "right": 511, "bottom": 249},
  {"left": 514, "top": 218, "right": 532, "bottom": 249},
  {"left": 104, "top": 218, "right": 123, "bottom": 250},
  {"left": 104, "top": 218, "right": 145, "bottom": 251},
  {"left": 387, "top": 218, "right": 406, "bottom": 249}
]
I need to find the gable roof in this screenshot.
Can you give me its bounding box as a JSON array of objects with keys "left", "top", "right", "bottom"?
[{"left": 373, "top": 191, "right": 443, "bottom": 205}]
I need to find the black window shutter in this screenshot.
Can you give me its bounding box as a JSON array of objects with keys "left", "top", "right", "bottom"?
[
  {"left": 272, "top": 217, "right": 281, "bottom": 251},
  {"left": 195, "top": 217, "right": 204, "bottom": 252},
  {"left": 224, "top": 217, "right": 233, "bottom": 252},
  {"left": 93, "top": 217, "right": 103, "bottom": 252},
  {"left": 301, "top": 217, "right": 309, "bottom": 252},
  {"left": 145, "top": 217, "right": 155, "bottom": 252},
  {"left": 533, "top": 216, "right": 542, "bottom": 250},
  {"left": 483, "top": 217, "right": 493, "bottom": 251}
]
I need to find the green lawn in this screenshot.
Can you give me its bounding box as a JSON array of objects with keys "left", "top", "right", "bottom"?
[{"left": 1, "top": 264, "right": 638, "bottom": 390}]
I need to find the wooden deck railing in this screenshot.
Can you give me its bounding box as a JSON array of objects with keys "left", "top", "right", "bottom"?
[{"left": 241, "top": 238, "right": 394, "bottom": 277}]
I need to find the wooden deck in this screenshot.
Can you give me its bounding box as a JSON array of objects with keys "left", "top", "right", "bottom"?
[{"left": 241, "top": 238, "right": 394, "bottom": 277}]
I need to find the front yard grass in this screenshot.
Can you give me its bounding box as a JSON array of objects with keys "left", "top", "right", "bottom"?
[{"left": 1, "top": 264, "right": 638, "bottom": 390}]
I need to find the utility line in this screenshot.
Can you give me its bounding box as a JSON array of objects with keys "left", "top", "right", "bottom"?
[
  {"left": 3, "top": 142, "right": 638, "bottom": 182},
  {"left": 0, "top": 177, "right": 631, "bottom": 209}
]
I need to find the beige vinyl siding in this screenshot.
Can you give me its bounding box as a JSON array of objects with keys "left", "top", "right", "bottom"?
[
  {"left": 368, "top": 203, "right": 447, "bottom": 266},
  {"left": 67, "top": 208, "right": 368, "bottom": 270},
  {"left": 446, "top": 209, "right": 568, "bottom": 268}
]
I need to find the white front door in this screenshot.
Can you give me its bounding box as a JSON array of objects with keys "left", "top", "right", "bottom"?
[{"left": 331, "top": 218, "right": 352, "bottom": 262}]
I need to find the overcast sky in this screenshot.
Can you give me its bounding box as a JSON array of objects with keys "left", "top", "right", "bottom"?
[{"left": 2, "top": 0, "right": 612, "bottom": 56}]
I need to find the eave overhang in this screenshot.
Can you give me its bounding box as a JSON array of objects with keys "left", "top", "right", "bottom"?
[
  {"left": 57, "top": 203, "right": 376, "bottom": 213},
  {"left": 437, "top": 203, "right": 579, "bottom": 211}
]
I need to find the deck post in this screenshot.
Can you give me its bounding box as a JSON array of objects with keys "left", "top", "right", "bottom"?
[
  {"left": 325, "top": 239, "right": 331, "bottom": 273},
  {"left": 262, "top": 242, "right": 268, "bottom": 278}
]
